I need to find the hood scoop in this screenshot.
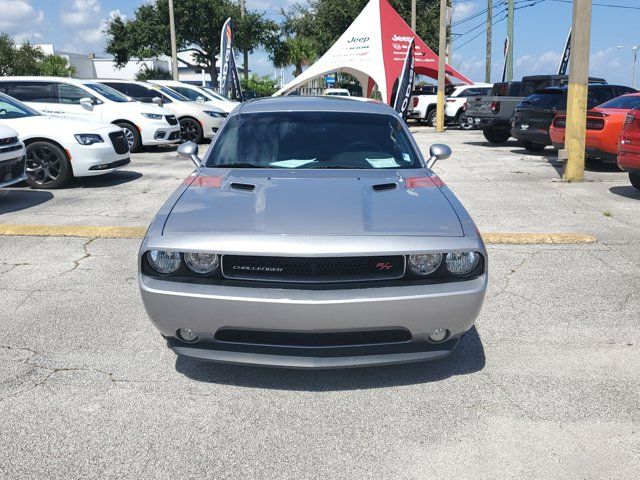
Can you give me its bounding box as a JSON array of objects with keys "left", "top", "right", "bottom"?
[
  {"left": 372, "top": 183, "right": 397, "bottom": 192},
  {"left": 230, "top": 182, "right": 256, "bottom": 191}
]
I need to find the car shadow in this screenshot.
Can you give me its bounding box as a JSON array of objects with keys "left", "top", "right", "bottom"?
[
  {"left": 174, "top": 326, "right": 485, "bottom": 391},
  {"left": 69, "top": 170, "right": 142, "bottom": 188},
  {"left": 0, "top": 188, "right": 54, "bottom": 214},
  {"left": 609, "top": 185, "right": 640, "bottom": 200},
  {"left": 464, "top": 140, "right": 520, "bottom": 148}
]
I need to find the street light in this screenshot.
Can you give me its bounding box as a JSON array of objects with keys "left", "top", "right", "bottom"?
[{"left": 633, "top": 45, "right": 639, "bottom": 90}]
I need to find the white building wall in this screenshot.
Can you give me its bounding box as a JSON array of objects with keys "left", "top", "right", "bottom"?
[{"left": 93, "top": 59, "right": 169, "bottom": 80}]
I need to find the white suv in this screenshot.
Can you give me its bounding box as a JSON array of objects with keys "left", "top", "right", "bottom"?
[
  {"left": 101, "top": 80, "right": 226, "bottom": 144},
  {"left": 0, "top": 77, "right": 180, "bottom": 152},
  {"left": 445, "top": 83, "right": 493, "bottom": 129},
  {"left": 0, "top": 125, "right": 26, "bottom": 188},
  {"left": 149, "top": 80, "right": 239, "bottom": 114}
]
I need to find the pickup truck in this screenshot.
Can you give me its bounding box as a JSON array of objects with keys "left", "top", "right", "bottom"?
[
  {"left": 465, "top": 75, "right": 607, "bottom": 144},
  {"left": 408, "top": 84, "right": 493, "bottom": 128}
]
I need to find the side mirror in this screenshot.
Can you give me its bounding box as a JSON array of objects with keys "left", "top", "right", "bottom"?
[
  {"left": 426, "top": 144, "right": 452, "bottom": 169},
  {"left": 196, "top": 96, "right": 206, "bottom": 103},
  {"left": 152, "top": 97, "right": 163, "bottom": 106},
  {"left": 177, "top": 142, "right": 202, "bottom": 167},
  {"left": 80, "top": 98, "right": 94, "bottom": 111}
]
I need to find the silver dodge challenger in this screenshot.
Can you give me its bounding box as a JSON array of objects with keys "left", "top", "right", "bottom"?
[{"left": 139, "top": 96, "right": 487, "bottom": 368}]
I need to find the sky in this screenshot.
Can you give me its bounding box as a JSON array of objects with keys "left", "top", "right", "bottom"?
[{"left": 1, "top": 0, "right": 640, "bottom": 86}]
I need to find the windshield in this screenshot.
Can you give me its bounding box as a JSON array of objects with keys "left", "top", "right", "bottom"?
[
  {"left": 0, "top": 92, "right": 40, "bottom": 119},
  {"left": 155, "top": 85, "right": 189, "bottom": 102},
  {"left": 205, "top": 112, "right": 421, "bottom": 169},
  {"left": 85, "top": 83, "right": 132, "bottom": 102},
  {"left": 597, "top": 95, "right": 640, "bottom": 109}
]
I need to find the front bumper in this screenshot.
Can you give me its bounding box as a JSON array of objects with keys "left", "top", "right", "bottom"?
[
  {"left": 66, "top": 142, "right": 131, "bottom": 177},
  {"left": 140, "top": 121, "right": 181, "bottom": 146},
  {"left": 0, "top": 155, "right": 27, "bottom": 188},
  {"left": 511, "top": 124, "right": 551, "bottom": 145},
  {"left": 139, "top": 273, "right": 487, "bottom": 368}
]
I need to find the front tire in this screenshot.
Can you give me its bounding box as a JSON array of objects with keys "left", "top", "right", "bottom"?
[
  {"left": 483, "top": 128, "right": 510, "bottom": 144},
  {"left": 630, "top": 172, "right": 640, "bottom": 191},
  {"left": 25, "top": 141, "right": 73, "bottom": 189},
  {"left": 115, "top": 122, "right": 142, "bottom": 153},
  {"left": 180, "top": 117, "right": 204, "bottom": 143},
  {"left": 523, "top": 141, "right": 546, "bottom": 152}
]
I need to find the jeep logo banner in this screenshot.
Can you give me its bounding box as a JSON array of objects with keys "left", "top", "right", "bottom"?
[
  {"left": 219, "top": 17, "right": 243, "bottom": 101},
  {"left": 393, "top": 37, "right": 415, "bottom": 116}
]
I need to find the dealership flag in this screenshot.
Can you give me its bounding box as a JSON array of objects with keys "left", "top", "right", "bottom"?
[
  {"left": 393, "top": 37, "right": 415, "bottom": 115},
  {"left": 501, "top": 36, "right": 510, "bottom": 82},
  {"left": 557, "top": 28, "right": 572, "bottom": 75},
  {"left": 219, "top": 18, "right": 243, "bottom": 100}
]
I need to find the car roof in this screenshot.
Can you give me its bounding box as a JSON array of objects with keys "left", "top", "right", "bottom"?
[
  {"left": 0, "top": 76, "right": 95, "bottom": 84},
  {"left": 541, "top": 84, "right": 627, "bottom": 92},
  {"left": 236, "top": 96, "right": 396, "bottom": 115}
]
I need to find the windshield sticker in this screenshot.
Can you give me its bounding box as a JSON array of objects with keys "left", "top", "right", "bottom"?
[
  {"left": 366, "top": 157, "right": 400, "bottom": 168},
  {"left": 270, "top": 159, "right": 317, "bottom": 168}
]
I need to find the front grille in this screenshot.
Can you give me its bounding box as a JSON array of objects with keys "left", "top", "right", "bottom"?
[
  {"left": 166, "top": 115, "right": 178, "bottom": 125},
  {"left": 0, "top": 144, "right": 22, "bottom": 155},
  {"left": 168, "top": 131, "right": 180, "bottom": 140},
  {"left": 222, "top": 255, "right": 406, "bottom": 283},
  {"left": 109, "top": 131, "right": 129, "bottom": 154},
  {"left": 0, "top": 156, "right": 26, "bottom": 183},
  {"left": 214, "top": 329, "right": 412, "bottom": 347}
]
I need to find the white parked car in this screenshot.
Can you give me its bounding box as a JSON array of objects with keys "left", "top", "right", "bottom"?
[
  {"left": 0, "top": 125, "right": 26, "bottom": 189},
  {"left": 101, "top": 80, "right": 226, "bottom": 144},
  {"left": 444, "top": 83, "right": 493, "bottom": 129},
  {"left": 0, "top": 92, "right": 130, "bottom": 189},
  {"left": 148, "top": 80, "right": 239, "bottom": 114},
  {"left": 0, "top": 77, "right": 181, "bottom": 152},
  {"left": 323, "top": 88, "right": 351, "bottom": 97}
]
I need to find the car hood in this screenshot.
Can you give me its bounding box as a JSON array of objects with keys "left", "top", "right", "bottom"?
[
  {"left": 6, "top": 115, "right": 119, "bottom": 135},
  {"left": 163, "top": 170, "right": 463, "bottom": 237}
]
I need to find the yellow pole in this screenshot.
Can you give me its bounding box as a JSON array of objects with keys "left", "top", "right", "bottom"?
[
  {"left": 563, "top": 0, "right": 592, "bottom": 181},
  {"left": 436, "top": 0, "right": 447, "bottom": 133}
]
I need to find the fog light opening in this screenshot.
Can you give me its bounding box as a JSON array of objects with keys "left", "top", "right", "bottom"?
[
  {"left": 428, "top": 328, "right": 449, "bottom": 343},
  {"left": 177, "top": 328, "right": 199, "bottom": 343}
]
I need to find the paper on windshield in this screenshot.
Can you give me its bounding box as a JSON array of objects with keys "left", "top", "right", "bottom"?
[
  {"left": 270, "top": 159, "right": 317, "bottom": 168},
  {"left": 365, "top": 157, "right": 400, "bottom": 168}
]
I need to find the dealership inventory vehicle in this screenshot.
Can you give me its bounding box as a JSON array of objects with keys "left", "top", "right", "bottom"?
[
  {"left": 0, "top": 125, "right": 26, "bottom": 188},
  {"left": 101, "top": 80, "right": 226, "bottom": 143},
  {"left": 512, "top": 84, "right": 636, "bottom": 152},
  {"left": 408, "top": 83, "right": 491, "bottom": 128},
  {"left": 466, "top": 75, "right": 607, "bottom": 144},
  {"left": 550, "top": 93, "right": 640, "bottom": 163},
  {"left": 149, "top": 80, "right": 239, "bottom": 113},
  {"left": 408, "top": 84, "right": 452, "bottom": 126},
  {"left": 0, "top": 92, "right": 130, "bottom": 188},
  {"left": 138, "top": 97, "right": 488, "bottom": 368},
  {"left": 618, "top": 107, "right": 640, "bottom": 191},
  {"left": 0, "top": 77, "right": 180, "bottom": 152}
]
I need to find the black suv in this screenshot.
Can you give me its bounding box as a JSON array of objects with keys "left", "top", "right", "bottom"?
[{"left": 511, "top": 84, "right": 637, "bottom": 151}]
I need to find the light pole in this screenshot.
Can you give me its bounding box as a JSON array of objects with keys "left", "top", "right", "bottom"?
[
  {"left": 633, "top": 45, "right": 639, "bottom": 89},
  {"left": 168, "top": 0, "right": 179, "bottom": 81}
]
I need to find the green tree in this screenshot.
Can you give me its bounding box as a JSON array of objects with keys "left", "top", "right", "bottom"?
[
  {"left": 270, "top": 36, "right": 317, "bottom": 77},
  {"left": 38, "top": 55, "right": 76, "bottom": 77},
  {"left": 136, "top": 65, "right": 172, "bottom": 81},
  {"left": 240, "top": 73, "right": 278, "bottom": 97},
  {"left": 105, "top": 0, "right": 278, "bottom": 89}
]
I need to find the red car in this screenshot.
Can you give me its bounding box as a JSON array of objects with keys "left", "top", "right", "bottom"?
[
  {"left": 550, "top": 93, "right": 640, "bottom": 163},
  {"left": 618, "top": 108, "right": 640, "bottom": 191}
]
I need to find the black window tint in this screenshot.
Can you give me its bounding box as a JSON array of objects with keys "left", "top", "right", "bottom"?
[
  {"left": 58, "top": 83, "right": 97, "bottom": 104},
  {"left": 173, "top": 86, "right": 201, "bottom": 101},
  {"left": 616, "top": 86, "right": 637, "bottom": 96},
  {"left": 521, "top": 92, "right": 566, "bottom": 109},
  {"left": 588, "top": 87, "right": 615, "bottom": 107},
  {"left": 9, "top": 82, "right": 56, "bottom": 103},
  {"left": 124, "top": 83, "right": 169, "bottom": 103},
  {"left": 597, "top": 95, "right": 640, "bottom": 109},
  {"left": 206, "top": 112, "right": 421, "bottom": 170}
]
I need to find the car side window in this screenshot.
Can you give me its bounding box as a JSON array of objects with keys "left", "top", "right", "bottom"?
[
  {"left": 58, "top": 84, "right": 100, "bottom": 105},
  {"left": 128, "top": 84, "right": 171, "bottom": 103},
  {"left": 588, "top": 87, "right": 615, "bottom": 108},
  {"left": 7, "top": 81, "right": 56, "bottom": 103},
  {"left": 173, "top": 86, "right": 201, "bottom": 101}
]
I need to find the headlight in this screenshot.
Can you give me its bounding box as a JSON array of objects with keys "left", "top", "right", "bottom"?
[
  {"left": 74, "top": 134, "right": 103, "bottom": 145},
  {"left": 147, "top": 251, "right": 181, "bottom": 274},
  {"left": 445, "top": 252, "right": 480, "bottom": 276},
  {"left": 204, "top": 110, "right": 223, "bottom": 118},
  {"left": 184, "top": 252, "right": 220, "bottom": 274},
  {"left": 142, "top": 113, "right": 163, "bottom": 120},
  {"left": 409, "top": 253, "right": 442, "bottom": 275}
]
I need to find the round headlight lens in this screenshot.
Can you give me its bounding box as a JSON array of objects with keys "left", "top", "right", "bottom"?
[
  {"left": 147, "top": 250, "right": 181, "bottom": 274},
  {"left": 445, "top": 252, "right": 480, "bottom": 276},
  {"left": 184, "top": 252, "right": 220, "bottom": 274},
  {"left": 409, "top": 253, "right": 443, "bottom": 275}
]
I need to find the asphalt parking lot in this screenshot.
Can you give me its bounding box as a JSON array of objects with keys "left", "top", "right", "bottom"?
[{"left": 1, "top": 128, "right": 638, "bottom": 479}]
